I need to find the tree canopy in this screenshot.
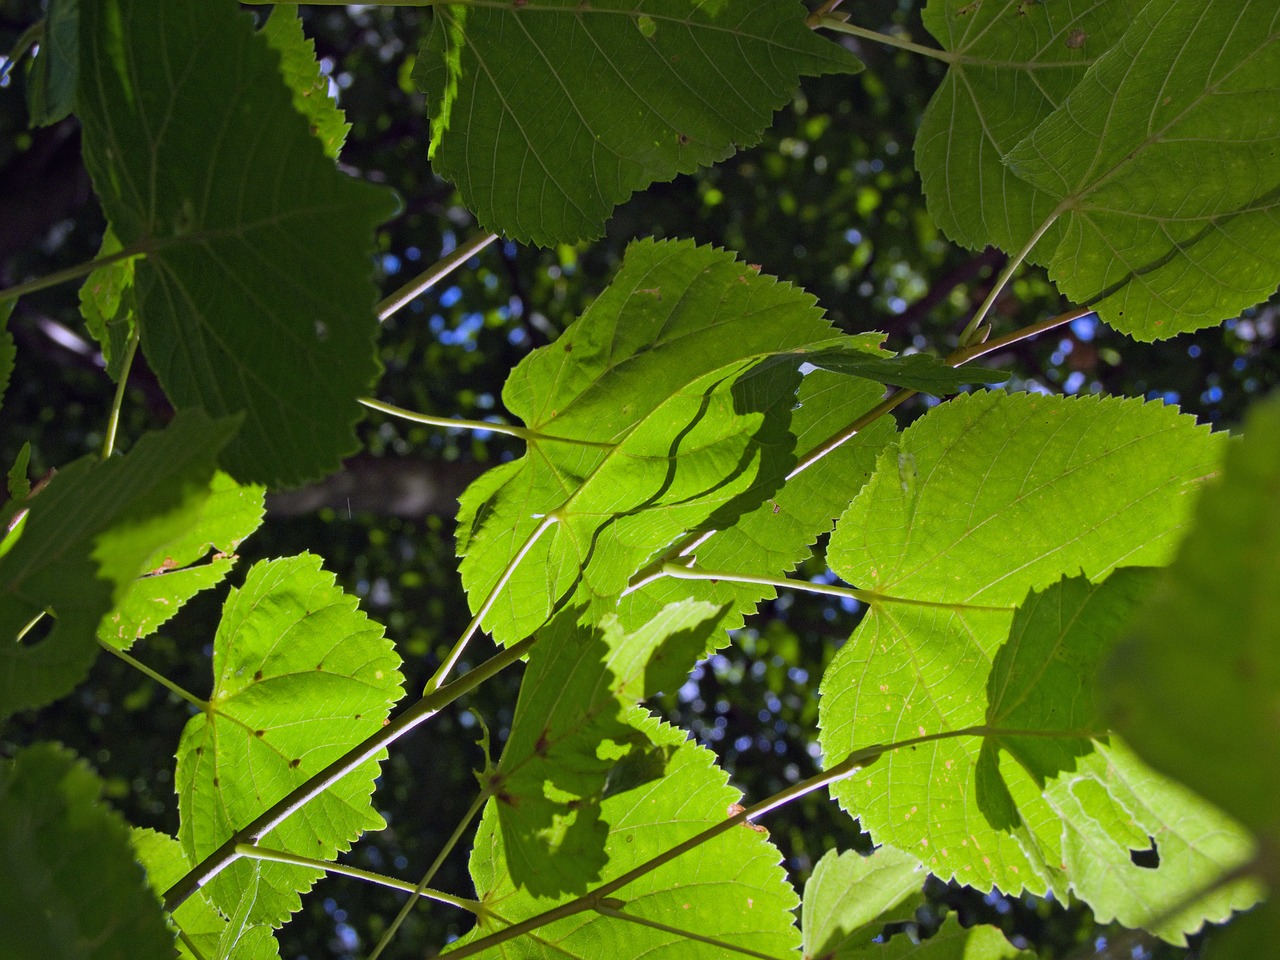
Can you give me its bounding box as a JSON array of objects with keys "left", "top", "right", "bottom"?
[{"left": 1, "top": 1, "right": 1277, "bottom": 959}]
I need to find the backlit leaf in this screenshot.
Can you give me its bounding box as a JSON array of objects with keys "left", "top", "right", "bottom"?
[
  {"left": 818, "top": 392, "right": 1248, "bottom": 936},
  {"left": 98, "top": 471, "right": 264, "bottom": 650},
  {"left": 454, "top": 710, "right": 799, "bottom": 958},
  {"left": 616, "top": 369, "right": 895, "bottom": 635},
  {"left": 1003, "top": 0, "right": 1280, "bottom": 340},
  {"left": 802, "top": 845, "right": 926, "bottom": 959},
  {"left": 77, "top": 226, "right": 136, "bottom": 382},
  {"left": 0, "top": 411, "right": 237, "bottom": 719},
  {"left": 916, "top": 0, "right": 1141, "bottom": 256},
  {"left": 175, "top": 553, "right": 404, "bottom": 926},
  {"left": 414, "top": 0, "right": 860, "bottom": 244},
  {"left": 489, "top": 601, "right": 722, "bottom": 896},
  {"left": 77, "top": 0, "right": 397, "bottom": 485},
  {"left": 826, "top": 915, "right": 1030, "bottom": 960},
  {"left": 458, "top": 239, "right": 891, "bottom": 645},
  {"left": 262, "top": 5, "right": 350, "bottom": 160},
  {"left": 0, "top": 744, "right": 174, "bottom": 960}
]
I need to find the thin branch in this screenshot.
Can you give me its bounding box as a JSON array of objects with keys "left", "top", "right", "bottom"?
[
  {"left": 100, "top": 329, "right": 140, "bottom": 460},
  {"left": 592, "top": 904, "right": 791, "bottom": 960},
  {"left": 423, "top": 513, "right": 559, "bottom": 693},
  {"left": 817, "top": 18, "right": 955, "bottom": 63},
  {"left": 958, "top": 210, "right": 1063, "bottom": 345},
  {"left": 99, "top": 640, "right": 209, "bottom": 710},
  {"left": 368, "top": 790, "right": 492, "bottom": 960},
  {"left": 377, "top": 232, "right": 499, "bottom": 321},
  {"left": 659, "top": 562, "right": 1014, "bottom": 613},
  {"left": 360, "top": 397, "right": 614, "bottom": 449},
  {"left": 0, "top": 241, "right": 149, "bottom": 305},
  {"left": 440, "top": 728, "right": 993, "bottom": 959},
  {"left": 234, "top": 844, "right": 482, "bottom": 913},
  {"left": 162, "top": 635, "right": 535, "bottom": 913}
]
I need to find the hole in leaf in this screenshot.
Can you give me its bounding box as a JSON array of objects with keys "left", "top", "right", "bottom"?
[{"left": 1130, "top": 838, "right": 1160, "bottom": 869}]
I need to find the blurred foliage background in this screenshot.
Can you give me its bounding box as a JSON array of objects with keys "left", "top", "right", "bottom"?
[{"left": 1, "top": 1, "right": 1276, "bottom": 957}]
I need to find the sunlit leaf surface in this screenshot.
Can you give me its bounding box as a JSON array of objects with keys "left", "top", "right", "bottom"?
[{"left": 176, "top": 554, "right": 404, "bottom": 926}]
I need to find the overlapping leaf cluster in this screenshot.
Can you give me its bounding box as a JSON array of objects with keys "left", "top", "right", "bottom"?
[{"left": 2, "top": 0, "right": 1278, "bottom": 957}]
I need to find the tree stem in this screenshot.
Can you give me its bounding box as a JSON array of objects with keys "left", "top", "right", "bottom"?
[
  {"left": 368, "top": 790, "right": 492, "bottom": 960},
  {"left": 423, "top": 513, "right": 559, "bottom": 693},
  {"left": 162, "top": 635, "right": 535, "bottom": 913},
  {"left": 359, "top": 397, "right": 614, "bottom": 449},
  {"left": 816, "top": 18, "right": 955, "bottom": 63},
  {"left": 0, "top": 242, "right": 149, "bottom": 306},
  {"left": 101, "top": 329, "right": 140, "bottom": 460},
  {"left": 377, "top": 232, "right": 499, "bottom": 321},
  {"left": 659, "top": 562, "right": 1014, "bottom": 613},
  {"left": 591, "top": 904, "right": 791, "bottom": 960},
  {"left": 958, "top": 212, "right": 1061, "bottom": 346},
  {"left": 234, "top": 843, "right": 482, "bottom": 913},
  {"left": 99, "top": 640, "right": 208, "bottom": 710}
]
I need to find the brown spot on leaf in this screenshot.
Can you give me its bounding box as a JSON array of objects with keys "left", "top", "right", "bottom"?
[
  {"left": 1066, "top": 29, "right": 1086, "bottom": 49},
  {"left": 254, "top": 729, "right": 265, "bottom": 738},
  {"left": 253, "top": 670, "right": 264, "bottom": 682},
  {"left": 290, "top": 758, "right": 302, "bottom": 769}
]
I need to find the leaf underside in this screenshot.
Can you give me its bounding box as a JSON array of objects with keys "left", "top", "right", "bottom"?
[{"left": 414, "top": 0, "right": 861, "bottom": 245}]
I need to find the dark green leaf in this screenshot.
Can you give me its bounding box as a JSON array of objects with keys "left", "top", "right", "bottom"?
[
  {"left": 0, "top": 744, "right": 174, "bottom": 960},
  {"left": 1004, "top": 0, "right": 1280, "bottom": 340},
  {"left": 916, "top": 0, "right": 1141, "bottom": 256},
  {"left": 176, "top": 553, "right": 404, "bottom": 926},
  {"left": 0, "top": 411, "right": 238, "bottom": 719},
  {"left": 1107, "top": 391, "right": 1280, "bottom": 836},
  {"left": 78, "top": 0, "right": 398, "bottom": 485},
  {"left": 25, "top": 0, "right": 78, "bottom": 126},
  {"left": 490, "top": 600, "right": 722, "bottom": 896},
  {"left": 414, "top": 0, "right": 860, "bottom": 244},
  {"left": 807, "top": 348, "right": 1009, "bottom": 394},
  {"left": 456, "top": 710, "right": 800, "bottom": 958}
]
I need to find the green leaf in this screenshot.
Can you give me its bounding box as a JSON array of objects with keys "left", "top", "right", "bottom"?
[
  {"left": 77, "top": 225, "right": 136, "bottom": 382},
  {"left": 802, "top": 845, "right": 926, "bottom": 959},
  {"left": 825, "top": 915, "right": 1030, "bottom": 960},
  {"left": 807, "top": 348, "right": 1010, "bottom": 395},
  {"left": 98, "top": 471, "right": 265, "bottom": 650},
  {"left": 459, "top": 239, "right": 888, "bottom": 645},
  {"left": 488, "top": 600, "right": 723, "bottom": 897},
  {"left": 25, "top": 0, "right": 78, "bottom": 126},
  {"left": 413, "top": 0, "right": 860, "bottom": 244},
  {"left": 616, "top": 369, "right": 895, "bottom": 635},
  {"left": 0, "top": 744, "right": 174, "bottom": 960},
  {"left": 175, "top": 553, "right": 404, "bottom": 926},
  {"left": 6, "top": 442, "right": 31, "bottom": 502},
  {"left": 455, "top": 710, "right": 800, "bottom": 958},
  {"left": 132, "top": 828, "right": 234, "bottom": 960},
  {"left": 828, "top": 391, "right": 1223, "bottom": 606},
  {"left": 818, "top": 392, "right": 1248, "bottom": 935},
  {"left": 0, "top": 411, "right": 238, "bottom": 719},
  {"left": 262, "top": 5, "right": 350, "bottom": 160},
  {"left": 77, "top": 0, "right": 398, "bottom": 485},
  {"left": 1107, "top": 391, "right": 1280, "bottom": 837},
  {"left": 1002, "top": 0, "right": 1280, "bottom": 340},
  {"left": 915, "top": 0, "right": 1141, "bottom": 256}
]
